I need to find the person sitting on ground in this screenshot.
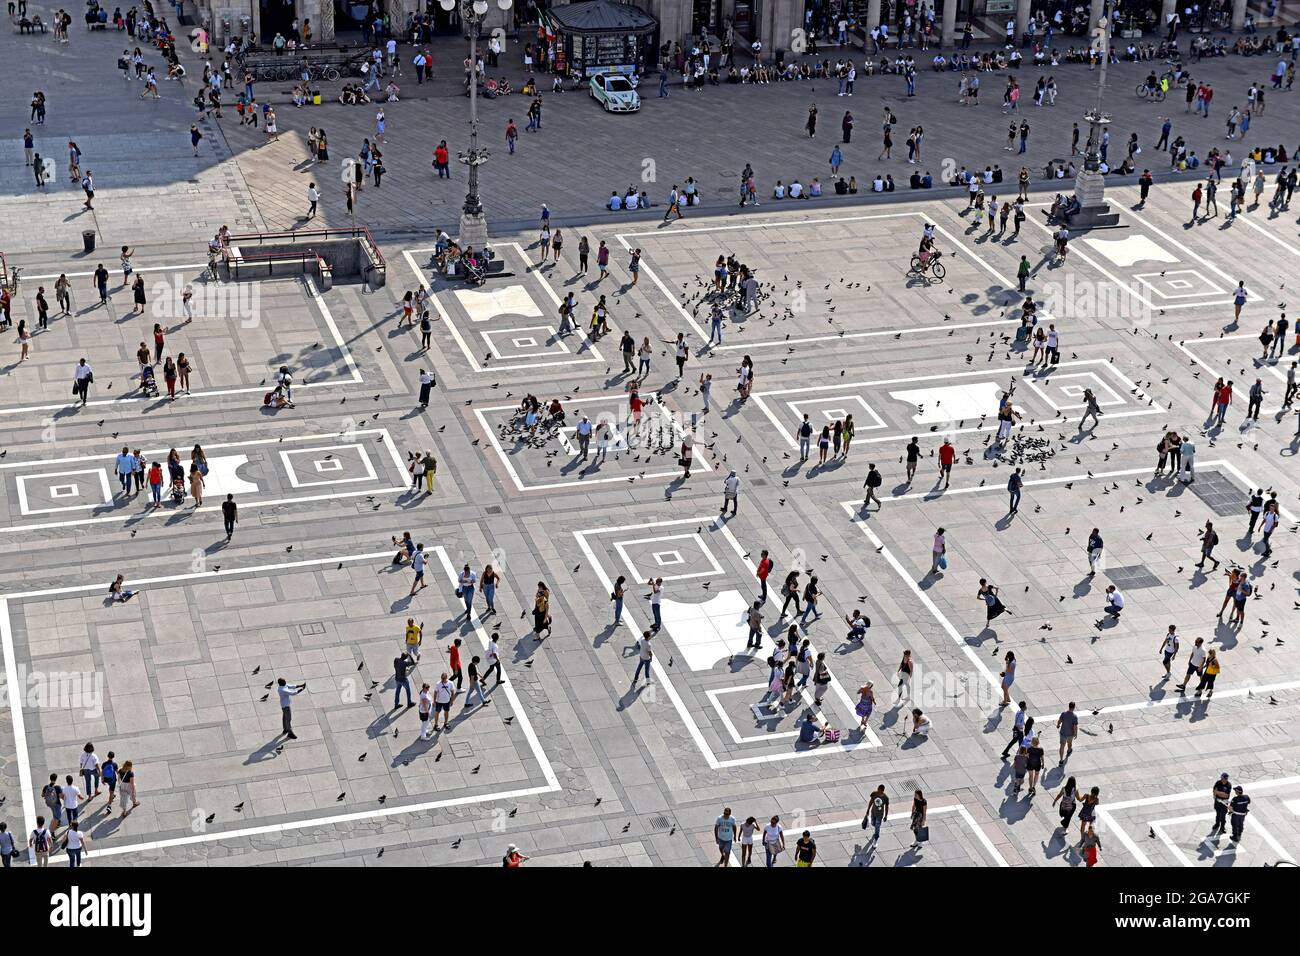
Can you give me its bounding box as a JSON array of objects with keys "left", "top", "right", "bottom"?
[
  {"left": 385, "top": 81, "right": 400, "bottom": 101},
  {"left": 269, "top": 385, "right": 295, "bottom": 409},
  {"left": 797, "top": 710, "right": 828, "bottom": 745},
  {"left": 291, "top": 85, "right": 307, "bottom": 107},
  {"left": 910, "top": 170, "right": 923, "bottom": 188},
  {"left": 789, "top": 178, "right": 805, "bottom": 199},
  {"left": 772, "top": 180, "right": 786, "bottom": 199},
  {"left": 835, "top": 176, "right": 849, "bottom": 195},
  {"left": 848, "top": 176, "right": 858, "bottom": 193},
  {"left": 872, "top": 174, "right": 884, "bottom": 192},
  {"left": 608, "top": 191, "right": 622, "bottom": 210},
  {"left": 109, "top": 574, "right": 135, "bottom": 602},
  {"left": 809, "top": 177, "right": 822, "bottom": 197},
  {"left": 624, "top": 191, "right": 639, "bottom": 209}
]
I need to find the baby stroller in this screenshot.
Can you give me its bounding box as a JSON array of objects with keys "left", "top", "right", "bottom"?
[
  {"left": 139, "top": 364, "right": 159, "bottom": 398},
  {"left": 167, "top": 460, "right": 186, "bottom": 504}
]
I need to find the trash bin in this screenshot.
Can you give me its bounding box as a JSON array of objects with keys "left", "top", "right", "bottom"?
[{"left": 82, "top": 230, "right": 96, "bottom": 253}]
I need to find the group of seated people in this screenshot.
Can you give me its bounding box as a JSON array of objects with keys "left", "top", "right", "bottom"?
[
  {"left": 607, "top": 186, "right": 653, "bottom": 210},
  {"left": 771, "top": 178, "right": 827, "bottom": 199},
  {"left": 15, "top": 13, "right": 44, "bottom": 31},
  {"left": 337, "top": 83, "right": 371, "bottom": 104},
  {"left": 515, "top": 394, "right": 565, "bottom": 434},
  {"left": 951, "top": 165, "right": 1005, "bottom": 187},
  {"left": 1249, "top": 143, "right": 1291, "bottom": 165},
  {"left": 85, "top": 3, "right": 109, "bottom": 27},
  {"left": 1048, "top": 192, "right": 1082, "bottom": 224},
  {"left": 481, "top": 76, "right": 514, "bottom": 97}
]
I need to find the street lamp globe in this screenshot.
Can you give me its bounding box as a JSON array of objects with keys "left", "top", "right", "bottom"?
[
  {"left": 497, "top": 0, "right": 513, "bottom": 8},
  {"left": 438, "top": 0, "right": 454, "bottom": 10},
  {"left": 473, "top": 0, "right": 489, "bottom": 14}
]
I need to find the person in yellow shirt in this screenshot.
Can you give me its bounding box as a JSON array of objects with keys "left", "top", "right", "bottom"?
[{"left": 404, "top": 618, "right": 422, "bottom": 661}]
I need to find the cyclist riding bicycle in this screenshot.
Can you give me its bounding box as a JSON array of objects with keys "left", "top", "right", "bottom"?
[
  {"left": 1145, "top": 71, "right": 1158, "bottom": 93},
  {"left": 918, "top": 236, "right": 939, "bottom": 268}
]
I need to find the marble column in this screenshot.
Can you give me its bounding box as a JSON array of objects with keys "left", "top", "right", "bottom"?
[
  {"left": 941, "top": 0, "right": 956, "bottom": 48},
  {"left": 867, "top": 0, "right": 881, "bottom": 40},
  {"left": 1231, "top": 0, "right": 1247, "bottom": 31},
  {"left": 1160, "top": 0, "right": 1177, "bottom": 30},
  {"left": 1015, "top": 0, "right": 1031, "bottom": 42},
  {"left": 1089, "top": 0, "right": 1105, "bottom": 45}
]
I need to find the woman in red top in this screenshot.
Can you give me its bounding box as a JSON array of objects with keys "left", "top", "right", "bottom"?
[
  {"left": 147, "top": 462, "right": 164, "bottom": 507},
  {"left": 629, "top": 390, "right": 645, "bottom": 433}
]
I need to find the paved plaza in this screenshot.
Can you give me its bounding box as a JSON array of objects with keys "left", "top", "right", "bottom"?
[{"left": 3, "top": 12, "right": 1300, "bottom": 871}]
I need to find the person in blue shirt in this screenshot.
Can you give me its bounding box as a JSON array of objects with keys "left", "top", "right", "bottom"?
[{"left": 797, "top": 711, "right": 824, "bottom": 744}]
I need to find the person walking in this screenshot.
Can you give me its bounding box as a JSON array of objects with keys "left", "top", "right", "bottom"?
[
  {"left": 714, "top": 807, "right": 737, "bottom": 867},
  {"left": 632, "top": 630, "right": 653, "bottom": 685},
  {"left": 1001, "top": 700, "right": 1028, "bottom": 759},
  {"left": 907, "top": 790, "right": 928, "bottom": 850},
  {"left": 221, "top": 494, "right": 238, "bottom": 539},
  {"left": 430, "top": 673, "right": 456, "bottom": 731},
  {"left": 1195, "top": 648, "right": 1221, "bottom": 696},
  {"left": 404, "top": 617, "right": 423, "bottom": 662},
  {"left": 762, "top": 815, "right": 785, "bottom": 867},
  {"left": 863, "top": 784, "right": 889, "bottom": 840},
  {"left": 1052, "top": 777, "right": 1079, "bottom": 831},
  {"left": 1159, "top": 625, "right": 1180, "bottom": 679},
  {"left": 28, "top": 817, "right": 52, "bottom": 867},
  {"left": 1056, "top": 702, "right": 1079, "bottom": 763},
  {"left": 1024, "top": 736, "right": 1044, "bottom": 796},
  {"left": 1176, "top": 637, "right": 1207, "bottom": 693},
  {"left": 392, "top": 651, "right": 414, "bottom": 709}
]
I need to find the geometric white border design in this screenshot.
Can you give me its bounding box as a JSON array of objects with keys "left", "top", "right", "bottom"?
[
  {"left": 575, "top": 514, "right": 882, "bottom": 769},
  {"left": 1, "top": 547, "right": 560, "bottom": 863}
]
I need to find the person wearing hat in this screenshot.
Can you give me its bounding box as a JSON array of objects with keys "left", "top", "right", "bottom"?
[
  {"left": 1229, "top": 786, "right": 1251, "bottom": 843},
  {"left": 502, "top": 844, "right": 528, "bottom": 867},
  {"left": 1211, "top": 773, "right": 1232, "bottom": 835}
]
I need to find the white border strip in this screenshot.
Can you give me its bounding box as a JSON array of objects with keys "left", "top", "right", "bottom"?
[
  {"left": 575, "top": 515, "right": 881, "bottom": 770},
  {"left": 2, "top": 547, "right": 560, "bottom": 862}
]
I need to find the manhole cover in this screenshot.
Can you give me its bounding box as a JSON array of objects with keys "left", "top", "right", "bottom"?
[
  {"left": 298, "top": 621, "right": 326, "bottom": 636},
  {"left": 449, "top": 741, "right": 475, "bottom": 758},
  {"left": 485, "top": 505, "right": 504, "bottom": 515},
  {"left": 1185, "top": 468, "right": 1247, "bottom": 518},
  {"left": 1105, "top": 565, "right": 1163, "bottom": 591},
  {"left": 649, "top": 815, "right": 672, "bottom": 830}
]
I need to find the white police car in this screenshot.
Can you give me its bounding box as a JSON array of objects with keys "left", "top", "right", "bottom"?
[{"left": 589, "top": 73, "right": 641, "bottom": 113}]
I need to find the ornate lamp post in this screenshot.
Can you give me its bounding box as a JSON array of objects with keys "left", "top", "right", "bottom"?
[
  {"left": 1073, "top": 0, "right": 1120, "bottom": 227},
  {"left": 440, "top": 0, "right": 514, "bottom": 251}
]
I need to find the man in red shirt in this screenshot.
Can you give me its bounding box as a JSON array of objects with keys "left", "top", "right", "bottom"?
[
  {"left": 938, "top": 439, "right": 956, "bottom": 488},
  {"left": 434, "top": 140, "right": 450, "bottom": 178},
  {"left": 756, "top": 550, "right": 774, "bottom": 602}
]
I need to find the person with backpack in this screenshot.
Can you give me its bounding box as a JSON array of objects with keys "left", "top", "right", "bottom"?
[
  {"left": 29, "top": 816, "right": 53, "bottom": 867},
  {"left": 41, "top": 771, "right": 63, "bottom": 826}
]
